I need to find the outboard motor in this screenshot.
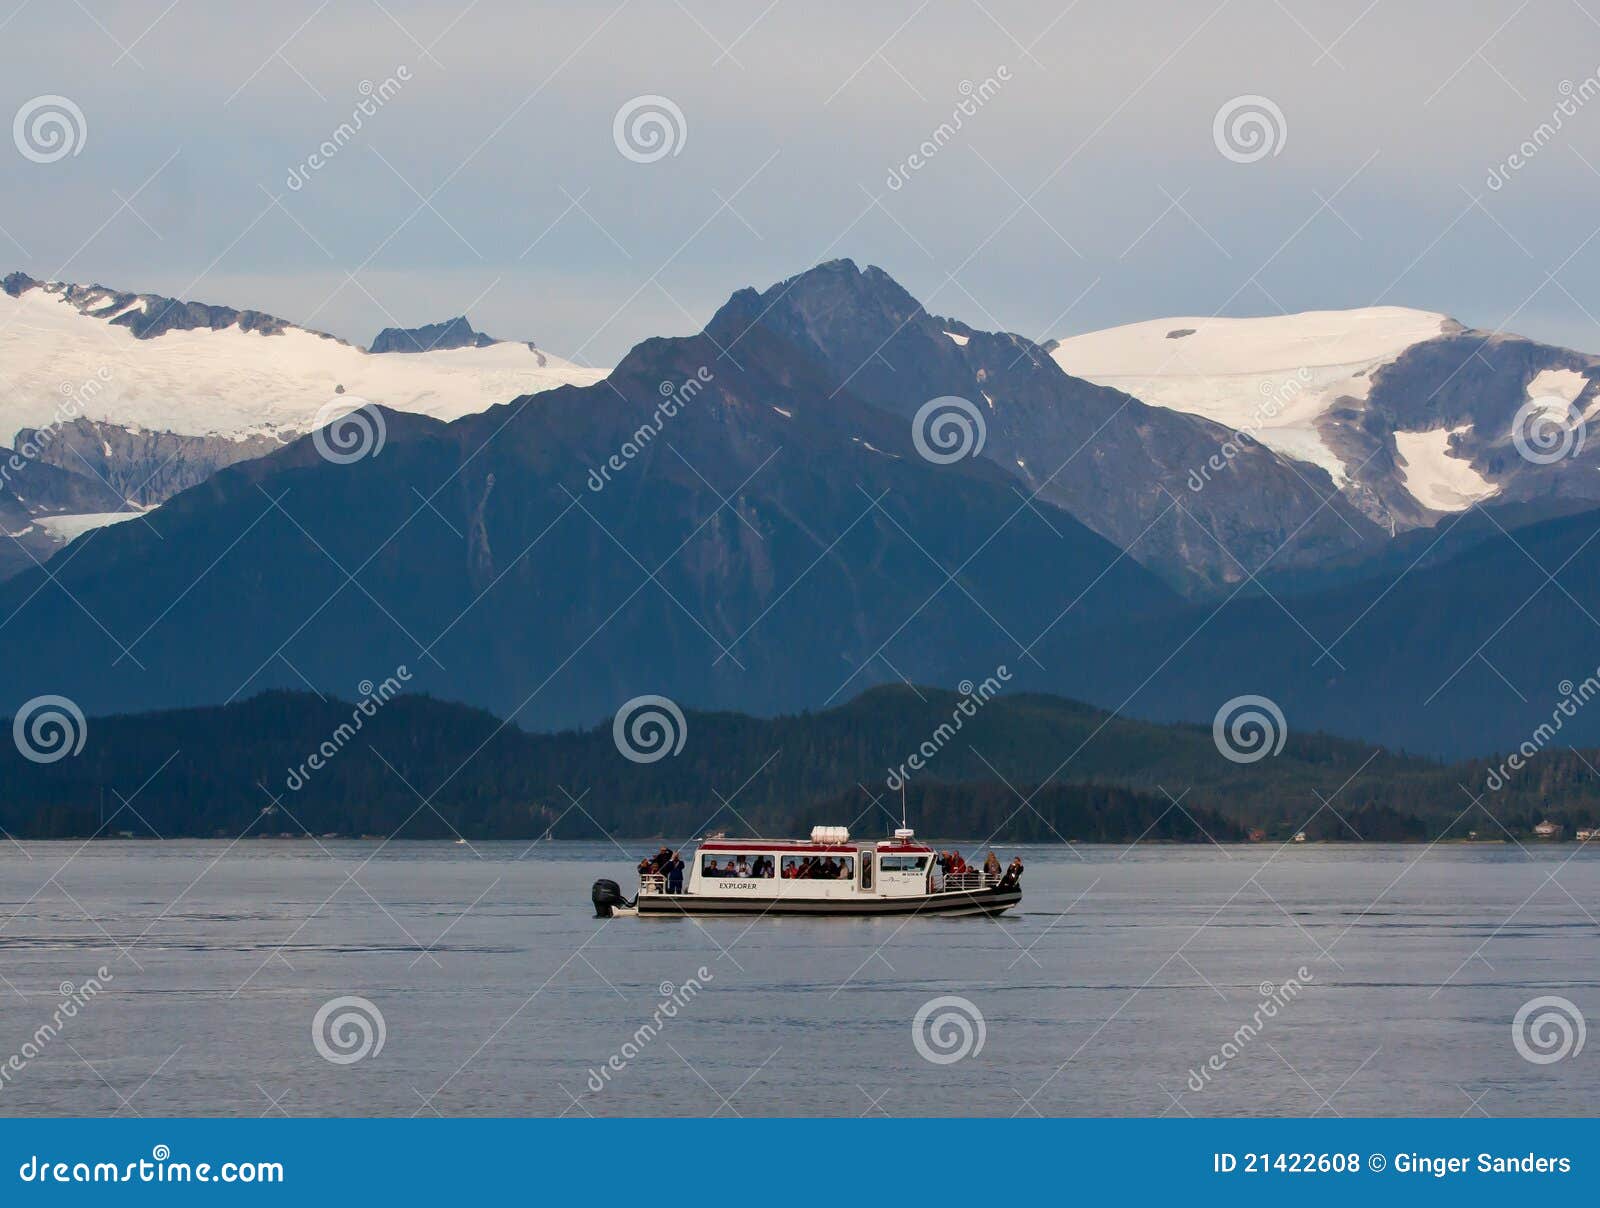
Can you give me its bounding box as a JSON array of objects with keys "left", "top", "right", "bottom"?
[{"left": 592, "top": 878, "right": 634, "bottom": 918}]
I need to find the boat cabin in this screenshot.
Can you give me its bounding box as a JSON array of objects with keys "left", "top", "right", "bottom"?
[{"left": 642, "top": 826, "right": 995, "bottom": 901}]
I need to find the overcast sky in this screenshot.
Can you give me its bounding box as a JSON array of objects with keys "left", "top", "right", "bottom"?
[{"left": 5, "top": 0, "right": 1600, "bottom": 366}]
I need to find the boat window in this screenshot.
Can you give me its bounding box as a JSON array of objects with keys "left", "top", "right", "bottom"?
[
  {"left": 780, "top": 854, "right": 854, "bottom": 880},
  {"left": 878, "top": 855, "right": 928, "bottom": 872},
  {"left": 861, "top": 854, "right": 873, "bottom": 890},
  {"left": 700, "top": 853, "right": 774, "bottom": 879}
]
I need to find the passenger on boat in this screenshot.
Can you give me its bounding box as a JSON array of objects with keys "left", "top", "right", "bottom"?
[
  {"left": 983, "top": 851, "right": 1002, "bottom": 879},
  {"left": 736, "top": 854, "right": 751, "bottom": 878},
  {"left": 667, "top": 853, "right": 685, "bottom": 893},
  {"left": 999, "top": 856, "right": 1024, "bottom": 890},
  {"left": 950, "top": 850, "right": 968, "bottom": 876}
]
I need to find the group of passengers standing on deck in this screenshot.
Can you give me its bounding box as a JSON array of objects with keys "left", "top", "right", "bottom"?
[
  {"left": 637, "top": 847, "right": 685, "bottom": 893},
  {"left": 934, "top": 849, "right": 1023, "bottom": 890}
]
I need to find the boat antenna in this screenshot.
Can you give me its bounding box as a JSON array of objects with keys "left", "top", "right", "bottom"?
[{"left": 900, "top": 781, "right": 907, "bottom": 832}]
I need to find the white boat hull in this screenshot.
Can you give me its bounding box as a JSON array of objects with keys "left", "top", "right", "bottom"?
[{"left": 635, "top": 885, "right": 1021, "bottom": 918}]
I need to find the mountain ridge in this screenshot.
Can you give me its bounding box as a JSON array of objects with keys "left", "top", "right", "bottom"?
[
  {"left": 0, "top": 286, "right": 1175, "bottom": 729},
  {"left": 11, "top": 258, "right": 1600, "bottom": 757}
]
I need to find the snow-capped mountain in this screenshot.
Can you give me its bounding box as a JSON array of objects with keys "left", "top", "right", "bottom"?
[
  {"left": 0, "top": 272, "right": 607, "bottom": 571},
  {"left": 1051, "top": 307, "right": 1600, "bottom": 533},
  {"left": 1, "top": 273, "right": 603, "bottom": 440}
]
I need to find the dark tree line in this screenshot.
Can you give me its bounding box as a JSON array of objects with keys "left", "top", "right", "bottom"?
[{"left": 2, "top": 686, "right": 1596, "bottom": 841}]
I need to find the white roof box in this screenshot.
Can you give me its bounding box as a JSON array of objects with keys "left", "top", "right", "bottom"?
[
  {"left": 893, "top": 827, "right": 916, "bottom": 840},
  {"left": 810, "top": 825, "right": 850, "bottom": 845}
]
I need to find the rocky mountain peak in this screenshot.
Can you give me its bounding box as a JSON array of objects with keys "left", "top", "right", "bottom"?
[{"left": 369, "top": 315, "right": 499, "bottom": 354}]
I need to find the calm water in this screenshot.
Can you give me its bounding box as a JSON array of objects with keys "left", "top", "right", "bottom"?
[{"left": 0, "top": 840, "right": 1595, "bottom": 1117}]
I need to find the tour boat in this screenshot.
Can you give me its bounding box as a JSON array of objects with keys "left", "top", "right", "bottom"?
[{"left": 591, "top": 826, "right": 1022, "bottom": 919}]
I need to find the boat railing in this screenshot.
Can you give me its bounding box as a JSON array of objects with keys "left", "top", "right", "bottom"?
[
  {"left": 638, "top": 873, "right": 666, "bottom": 896},
  {"left": 939, "top": 871, "right": 1000, "bottom": 892}
]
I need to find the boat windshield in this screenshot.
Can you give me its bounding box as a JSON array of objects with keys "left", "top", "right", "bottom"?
[{"left": 878, "top": 855, "right": 928, "bottom": 871}]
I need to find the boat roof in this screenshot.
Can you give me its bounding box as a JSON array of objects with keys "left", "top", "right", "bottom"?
[{"left": 698, "top": 839, "right": 933, "bottom": 854}]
